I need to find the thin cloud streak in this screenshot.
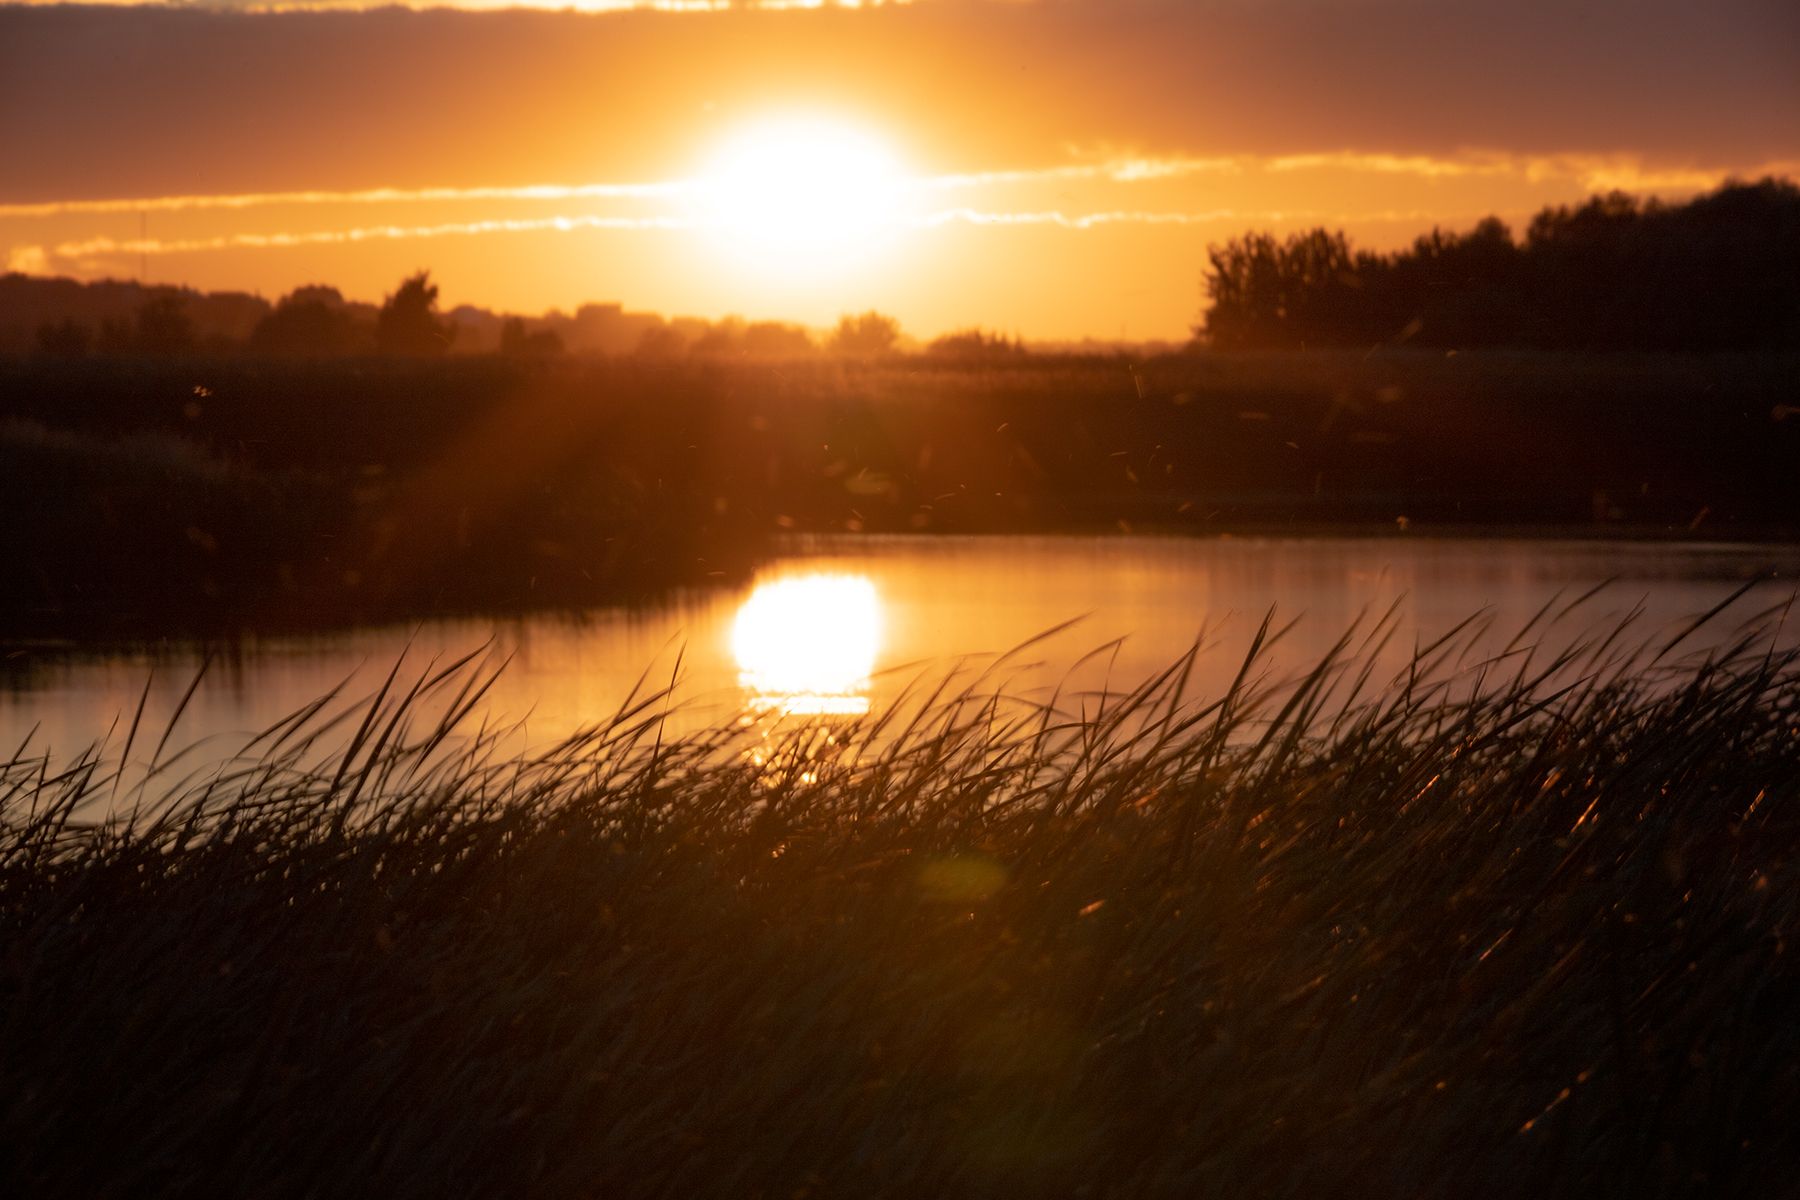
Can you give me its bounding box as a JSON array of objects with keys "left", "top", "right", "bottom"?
[
  {"left": 923, "top": 156, "right": 1245, "bottom": 191},
  {"left": 1, "top": 159, "right": 1225, "bottom": 220},
  {"left": 913, "top": 207, "right": 1526, "bottom": 230},
  {"left": 0, "top": 182, "right": 686, "bottom": 221},
  {"left": 22, "top": 205, "right": 1541, "bottom": 273},
  {"left": 34, "top": 214, "right": 695, "bottom": 265},
  {"left": 914, "top": 209, "right": 1245, "bottom": 230},
  {"left": 1265, "top": 151, "right": 1800, "bottom": 193},
  {"left": 8, "top": 151, "right": 1790, "bottom": 223},
  {"left": 1266, "top": 152, "right": 1517, "bottom": 179}
]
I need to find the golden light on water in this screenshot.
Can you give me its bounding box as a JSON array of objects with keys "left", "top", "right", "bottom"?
[{"left": 731, "top": 573, "right": 882, "bottom": 715}]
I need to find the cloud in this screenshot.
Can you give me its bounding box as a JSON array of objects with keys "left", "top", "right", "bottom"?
[
  {"left": 914, "top": 208, "right": 1246, "bottom": 230},
  {"left": 39, "top": 214, "right": 695, "bottom": 266},
  {"left": 29, "top": 200, "right": 1547, "bottom": 275},
  {"left": 912, "top": 207, "right": 1514, "bottom": 231},
  {"left": 1554, "top": 159, "right": 1799, "bottom": 194},
  {"left": 1265, "top": 151, "right": 1800, "bottom": 196},
  {"left": 3, "top": 0, "right": 1795, "bottom": 207},
  {"left": 926, "top": 156, "right": 1244, "bottom": 192},
  {"left": 5, "top": 244, "right": 51, "bottom": 275},
  {"left": 8, "top": 150, "right": 1789, "bottom": 227},
  {"left": 1266, "top": 152, "right": 1511, "bottom": 180},
  {"left": 1, "top": 156, "right": 1238, "bottom": 220},
  {"left": 19, "top": 144, "right": 1795, "bottom": 276},
  {"left": 0, "top": 181, "right": 686, "bottom": 221}
]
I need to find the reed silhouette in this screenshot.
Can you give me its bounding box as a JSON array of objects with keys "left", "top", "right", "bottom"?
[{"left": 3, "top": 608, "right": 1798, "bottom": 1198}]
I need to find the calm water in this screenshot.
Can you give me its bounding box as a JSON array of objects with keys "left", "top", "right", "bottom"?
[{"left": 5, "top": 535, "right": 1798, "bottom": 762}]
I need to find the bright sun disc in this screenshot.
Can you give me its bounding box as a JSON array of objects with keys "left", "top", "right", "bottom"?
[{"left": 693, "top": 116, "right": 906, "bottom": 262}]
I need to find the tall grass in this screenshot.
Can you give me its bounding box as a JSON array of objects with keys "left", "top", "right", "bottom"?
[{"left": 2, "top": 603, "right": 1798, "bottom": 1198}]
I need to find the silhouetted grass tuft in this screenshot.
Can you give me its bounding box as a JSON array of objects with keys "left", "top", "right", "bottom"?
[{"left": 2, "top": 607, "right": 1798, "bottom": 1198}]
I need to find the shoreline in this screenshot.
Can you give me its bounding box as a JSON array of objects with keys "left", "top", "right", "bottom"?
[{"left": 6, "top": 526, "right": 1797, "bottom": 655}]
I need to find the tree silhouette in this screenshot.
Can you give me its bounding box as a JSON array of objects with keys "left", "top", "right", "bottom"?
[
  {"left": 96, "top": 317, "right": 134, "bottom": 355},
  {"left": 375, "top": 271, "right": 453, "bottom": 356},
  {"left": 690, "top": 317, "right": 746, "bottom": 358},
  {"left": 633, "top": 324, "right": 688, "bottom": 359},
  {"left": 741, "top": 321, "right": 814, "bottom": 358},
  {"left": 135, "top": 293, "right": 196, "bottom": 354},
  {"left": 250, "top": 286, "right": 368, "bottom": 356},
  {"left": 499, "top": 317, "right": 564, "bottom": 359},
  {"left": 1200, "top": 229, "right": 1373, "bottom": 349},
  {"left": 828, "top": 311, "right": 901, "bottom": 358},
  {"left": 33, "top": 319, "right": 91, "bottom": 358},
  {"left": 1197, "top": 178, "right": 1800, "bottom": 352},
  {"left": 925, "top": 328, "right": 1024, "bottom": 362}
]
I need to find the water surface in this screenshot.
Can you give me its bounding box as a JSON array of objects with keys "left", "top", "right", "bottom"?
[{"left": 5, "top": 535, "right": 1797, "bottom": 761}]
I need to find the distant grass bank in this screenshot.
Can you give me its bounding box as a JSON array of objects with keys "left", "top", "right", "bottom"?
[
  {"left": 2, "top": 614, "right": 1797, "bottom": 1197},
  {"left": 2, "top": 347, "right": 1796, "bottom": 637},
  {"left": 0, "top": 413, "right": 761, "bottom": 638}
]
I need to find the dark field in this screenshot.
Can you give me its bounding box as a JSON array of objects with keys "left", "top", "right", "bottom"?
[
  {"left": 2, "top": 609, "right": 1797, "bottom": 1198},
  {"left": 3, "top": 348, "right": 1797, "bottom": 636}
]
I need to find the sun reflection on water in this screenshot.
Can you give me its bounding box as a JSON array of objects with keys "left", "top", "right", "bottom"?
[{"left": 731, "top": 572, "right": 882, "bottom": 716}]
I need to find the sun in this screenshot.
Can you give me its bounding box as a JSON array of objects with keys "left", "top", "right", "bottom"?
[{"left": 690, "top": 115, "right": 909, "bottom": 268}]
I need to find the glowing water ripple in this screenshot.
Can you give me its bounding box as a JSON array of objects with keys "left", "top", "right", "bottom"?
[{"left": 731, "top": 573, "right": 882, "bottom": 716}]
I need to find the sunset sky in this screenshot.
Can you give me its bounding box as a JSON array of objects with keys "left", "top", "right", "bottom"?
[{"left": 3, "top": 0, "right": 1796, "bottom": 340}]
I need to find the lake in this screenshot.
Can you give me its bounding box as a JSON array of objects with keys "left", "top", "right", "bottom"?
[{"left": 5, "top": 535, "right": 1798, "bottom": 764}]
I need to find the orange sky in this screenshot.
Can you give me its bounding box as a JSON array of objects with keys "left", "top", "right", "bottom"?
[{"left": 3, "top": 1, "right": 1796, "bottom": 340}]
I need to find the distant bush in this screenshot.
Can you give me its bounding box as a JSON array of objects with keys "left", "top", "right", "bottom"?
[
  {"left": 375, "top": 271, "right": 454, "bottom": 357},
  {"left": 499, "top": 316, "right": 564, "bottom": 359},
  {"left": 926, "top": 327, "right": 1026, "bottom": 362},
  {"left": 32, "top": 318, "right": 90, "bottom": 359},
  {"left": 249, "top": 286, "right": 372, "bottom": 356},
  {"left": 133, "top": 292, "right": 197, "bottom": 354},
  {"left": 689, "top": 317, "right": 817, "bottom": 359},
  {"left": 741, "top": 320, "right": 815, "bottom": 358},
  {"left": 829, "top": 310, "right": 901, "bottom": 357}
]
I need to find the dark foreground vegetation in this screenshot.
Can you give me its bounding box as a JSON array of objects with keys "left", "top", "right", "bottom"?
[
  {"left": 2, "top": 606, "right": 1798, "bottom": 1198},
  {"left": 4, "top": 347, "right": 1797, "bottom": 636}
]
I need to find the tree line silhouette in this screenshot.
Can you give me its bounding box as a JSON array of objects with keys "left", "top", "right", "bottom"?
[
  {"left": 9, "top": 178, "right": 1797, "bottom": 363},
  {"left": 5, "top": 271, "right": 931, "bottom": 362},
  {"left": 7, "top": 268, "right": 1048, "bottom": 363},
  {"left": 1199, "top": 178, "right": 1800, "bottom": 352}
]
